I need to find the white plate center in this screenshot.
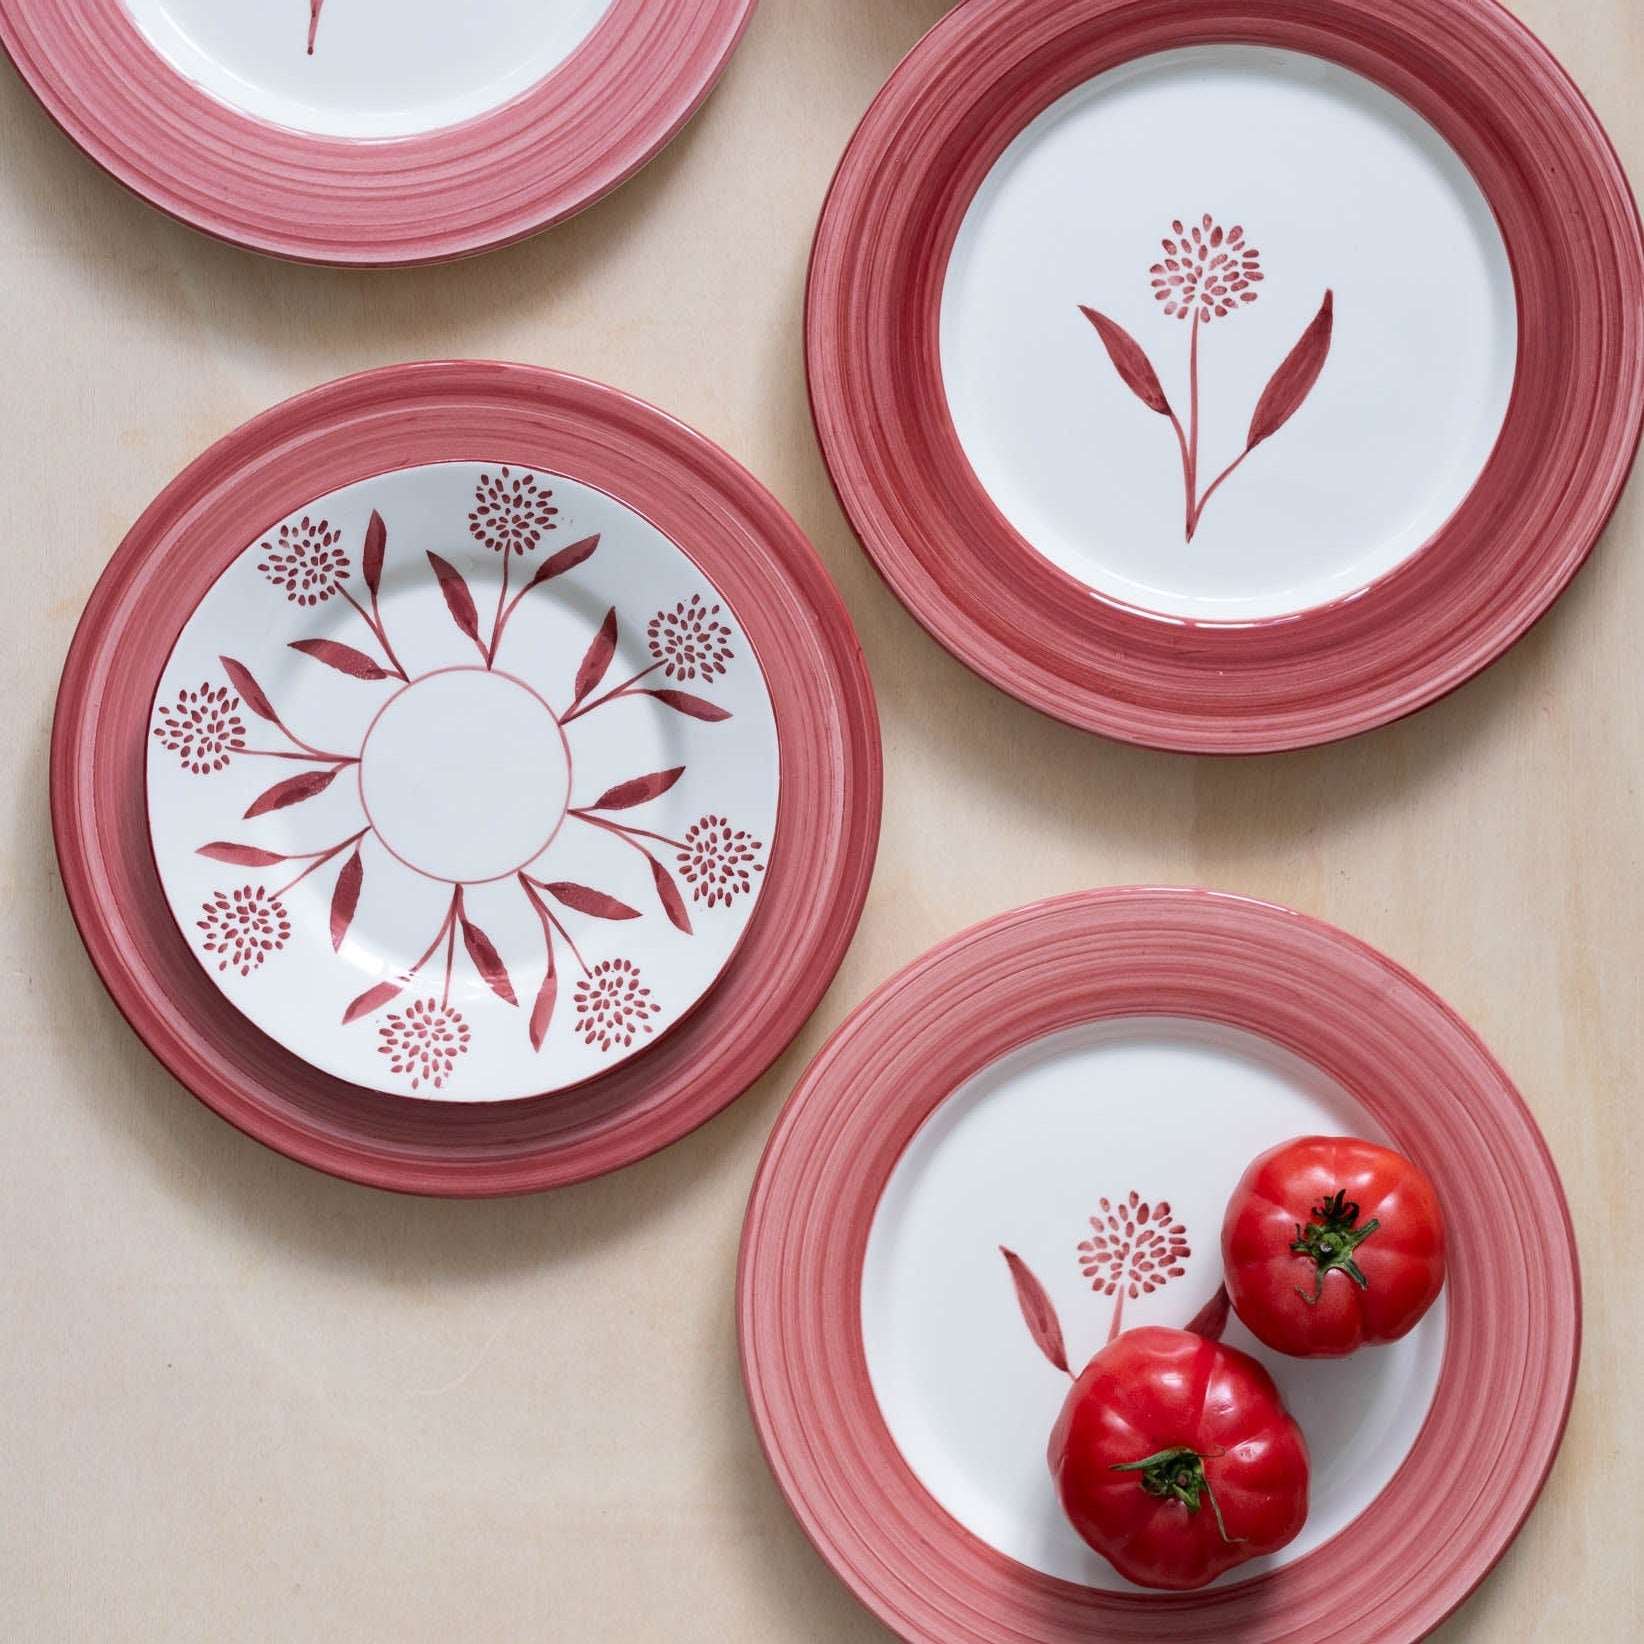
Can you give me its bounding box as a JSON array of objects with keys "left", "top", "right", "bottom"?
[
  {"left": 860, "top": 1018, "right": 1446, "bottom": 1590},
  {"left": 940, "top": 46, "right": 1517, "bottom": 619},
  {"left": 359, "top": 669, "right": 571, "bottom": 883},
  {"left": 123, "top": 0, "right": 618, "bottom": 138}
]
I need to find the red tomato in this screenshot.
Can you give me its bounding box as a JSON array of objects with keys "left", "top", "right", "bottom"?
[
  {"left": 1222, "top": 1136, "right": 1446, "bottom": 1357},
  {"left": 1048, "top": 1326, "right": 1309, "bottom": 1590}
]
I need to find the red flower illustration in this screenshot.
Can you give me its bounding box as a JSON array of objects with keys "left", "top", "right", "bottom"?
[
  {"left": 647, "top": 594, "right": 734, "bottom": 681},
  {"left": 573, "top": 958, "right": 659, "bottom": 1050},
  {"left": 378, "top": 998, "right": 472, "bottom": 1091},
  {"left": 197, "top": 885, "right": 290, "bottom": 976},
  {"left": 259, "top": 516, "right": 350, "bottom": 606},
  {"left": 1079, "top": 1191, "right": 1192, "bottom": 1298},
  {"left": 155, "top": 683, "right": 246, "bottom": 774},
  {"left": 1151, "top": 215, "right": 1263, "bottom": 322},
  {"left": 676, "top": 815, "right": 764, "bottom": 907},
  {"left": 468, "top": 466, "right": 559, "bottom": 557},
  {"left": 1080, "top": 215, "right": 1332, "bottom": 540}
]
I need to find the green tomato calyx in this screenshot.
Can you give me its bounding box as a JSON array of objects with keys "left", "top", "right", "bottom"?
[
  {"left": 1291, "top": 1188, "right": 1380, "bottom": 1306},
  {"left": 1110, "top": 1446, "right": 1243, "bottom": 1544}
]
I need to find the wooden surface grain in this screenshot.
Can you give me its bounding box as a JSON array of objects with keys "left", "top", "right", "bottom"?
[{"left": 1, "top": 2, "right": 1638, "bottom": 1638}]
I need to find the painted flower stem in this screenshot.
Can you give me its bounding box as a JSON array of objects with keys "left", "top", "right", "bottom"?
[
  {"left": 518, "top": 874, "right": 590, "bottom": 974},
  {"left": 1106, "top": 1288, "right": 1126, "bottom": 1344},
  {"left": 559, "top": 662, "right": 664, "bottom": 725},
  {"left": 485, "top": 551, "right": 513, "bottom": 667},
  {"left": 241, "top": 747, "right": 358, "bottom": 765},
  {"left": 270, "top": 826, "right": 370, "bottom": 899},
  {"left": 569, "top": 810, "right": 688, "bottom": 852},
  {"left": 337, "top": 584, "right": 409, "bottom": 681}
]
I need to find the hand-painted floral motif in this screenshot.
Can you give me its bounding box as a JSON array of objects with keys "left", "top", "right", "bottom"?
[
  {"left": 258, "top": 516, "right": 350, "bottom": 605},
  {"left": 573, "top": 958, "right": 659, "bottom": 1051},
  {"left": 1002, "top": 1190, "right": 1196, "bottom": 1373},
  {"left": 677, "top": 815, "right": 764, "bottom": 906},
  {"left": 1151, "top": 216, "right": 1262, "bottom": 321},
  {"left": 164, "top": 474, "right": 768, "bottom": 1093},
  {"left": 1081, "top": 214, "right": 1333, "bottom": 540},
  {"left": 378, "top": 998, "right": 472, "bottom": 1091},
  {"left": 308, "top": 0, "right": 325, "bottom": 55},
  {"left": 647, "top": 594, "right": 735, "bottom": 681},
  {"left": 197, "top": 885, "right": 290, "bottom": 976},
  {"left": 155, "top": 683, "right": 246, "bottom": 774},
  {"left": 468, "top": 466, "right": 560, "bottom": 557}
]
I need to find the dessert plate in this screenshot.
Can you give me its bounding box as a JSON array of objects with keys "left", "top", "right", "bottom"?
[
  {"left": 147, "top": 461, "right": 780, "bottom": 1102},
  {"left": 0, "top": 0, "right": 755, "bottom": 263},
  {"left": 740, "top": 889, "right": 1578, "bottom": 1641},
  {"left": 53, "top": 363, "right": 881, "bottom": 1191},
  {"left": 808, "top": 0, "right": 1644, "bottom": 750}
]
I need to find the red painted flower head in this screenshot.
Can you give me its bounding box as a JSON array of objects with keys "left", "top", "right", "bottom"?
[
  {"left": 468, "top": 466, "right": 559, "bottom": 557},
  {"left": 155, "top": 683, "right": 246, "bottom": 774},
  {"left": 378, "top": 999, "right": 472, "bottom": 1091},
  {"left": 197, "top": 885, "right": 290, "bottom": 976},
  {"left": 1151, "top": 216, "right": 1262, "bottom": 322},
  {"left": 258, "top": 516, "right": 350, "bottom": 605},
  {"left": 647, "top": 594, "right": 735, "bottom": 681},
  {"left": 573, "top": 958, "right": 659, "bottom": 1051},
  {"left": 677, "top": 815, "right": 764, "bottom": 908},
  {"left": 1078, "top": 1192, "right": 1191, "bottom": 1300}
]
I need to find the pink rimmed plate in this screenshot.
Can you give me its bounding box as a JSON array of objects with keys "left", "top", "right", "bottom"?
[
  {"left": 52, "top": 362, "right": 881, "bottom": 1191},
  {"left": 0, "top": 0, "right": 754, "bottom": 265},
  {"left": 739, "top": 889, "right": 1579, "bottom": 1641},
  {"left": 807, "top": 0, "right": 1644, "bottom": 751}
]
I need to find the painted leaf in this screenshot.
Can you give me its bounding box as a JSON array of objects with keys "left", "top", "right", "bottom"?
[
  {"left": 289, "top": 638, "right": 391, "bottom": 681},
  {"left": 1078, "top": 306, "right": 1171, "bottom": 415},
  {"left": 521, "top": 533, "right": 600, "bottom": 595},
  {"left": 529, "top": 949, "right": 557, "bottom": 1053},
  {"left": 644, "top": 689, "right": 731, "bottom": 723},
  {"left": 243, "top": 764, "right": 343, "bottom": 819},
  {"left": 649, "top": 854, "right": 692, "bottom": 935},
  {"left": 544, "top": 882, "right": 642, "bottom": 921},
  {"left": 588, "top": 766, "right": 685, "bottom": 812},
  {"left": 197, "top": 842, "right": 290, "bottom": 867},
  {"left": 999, "top": 1246, "right": 1070, "bottom": 1375},
  {"left": 461, "top": 909, "right": 518, "bottom": 1006},
  {"left": 573, "top": 608, "right": 618, "bottom": 704},
  {"left": 219, "top": 655, "right": 279, "bottom": 723},
  {"left": 362, "top": 509, "right": 387, "bottom": 597},
  {"left": 427, "top": 551, "right": 482, "bottom": 646},
  {"left": 308, "top": 0, "right": 325, "bottom": 55},
  {"left": 1185, "top": 1283, "right": 1232, "bottom": 1343},
  {"left": 1248, "top": 289, "right": 1334, "bottom": 448},
  {"left": 330, "top": 847, "right": 363, "bottom": 952},
  {"left": 343, "top": 979, "right": 400, "bottom": 1024}
]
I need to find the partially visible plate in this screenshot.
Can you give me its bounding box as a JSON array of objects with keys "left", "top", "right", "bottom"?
[
  {"left": 740, "top": 889, "right": 1579, "bottom": 1641},
  {"left": 807, "top": 0, "right": 1644, "bottom": 750},
  {"left": 0, "top": 0, "right": 755, "bottom": 264},
  {"left": 53, "top": 362, "right": 881, "bottom": 1192}
]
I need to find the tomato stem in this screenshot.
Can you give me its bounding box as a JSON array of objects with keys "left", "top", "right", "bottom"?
[
  {"left": 1291, "top": 1187, "right": 1380, "bottom": 1306},
  {"left": 1110, "top": 1447, "right": 1244, "bottom": 1544}
]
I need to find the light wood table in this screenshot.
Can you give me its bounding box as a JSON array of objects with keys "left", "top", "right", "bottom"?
[{"left": 2, "top": 2, "right": 1638, "bottom": 1638}]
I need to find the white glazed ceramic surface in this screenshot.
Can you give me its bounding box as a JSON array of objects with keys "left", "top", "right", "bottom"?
[
  {"left": 146, "top": 461, "right": 779, "bottom": 1102},
  {"left": 860, "top": 1016, "right": 1446, "bottom": 1591},
  {"left": 940, "top": 46, "right": 1517, "bottom": 620},
  {"left": 122, "top": 0, "right": 616, "bottom": 138}
]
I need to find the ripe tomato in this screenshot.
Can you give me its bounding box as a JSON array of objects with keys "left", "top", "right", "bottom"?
[
  {"left": 1222, "top": 1135, "right": 1446, "bottom": 1357},
  {"left": 1048, "top": 1325, "right": 1309, "bottom": 1590}
]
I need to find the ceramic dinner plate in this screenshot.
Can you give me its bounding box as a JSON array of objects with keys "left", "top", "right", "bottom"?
[
  {"left": 740, "top": 889, "right": 1578, "bottom": 1642},
  {"left": 0, "top": 0, "right": 754, "bottom": 263},
  {"left": 53, "top": 362, "right": 881, "bottom": 1191},
  {"left": 808, "top": 0, "right": 1644, "bottom": 751}
]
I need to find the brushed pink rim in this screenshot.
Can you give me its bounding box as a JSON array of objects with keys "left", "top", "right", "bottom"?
[
  {"left": 739, "top": 889, "right": 1580, "bottom": 1641},
  {"left": 0, "top": 0, "right": 755, "bottom": 265},
  {"left": 51, "top": 361, "right": 882, "bottom": 1195},
  {"left": 807, "top": 0, "right": 1644, "bottom": 752}
]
